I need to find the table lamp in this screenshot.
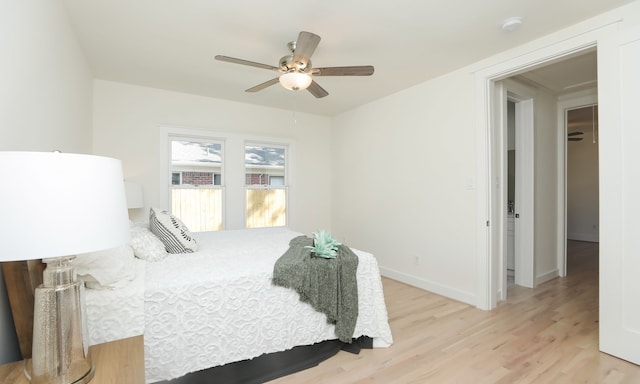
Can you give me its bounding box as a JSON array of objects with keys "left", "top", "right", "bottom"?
[{"left": 0, "top": 152, "right": 130, "bottom": 384}]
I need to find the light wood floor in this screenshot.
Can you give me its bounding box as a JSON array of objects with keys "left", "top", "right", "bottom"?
[{"left": 269, "top": 241, "right": 640, "bottom": 383}]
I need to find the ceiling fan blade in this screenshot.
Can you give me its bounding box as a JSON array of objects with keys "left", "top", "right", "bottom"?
[
  {"left": 567, "top": 131, "right": 584, "bottom": 136},
  {"left": 311, "top": 66, "right": 375, "bottom": 76},
  {"left": 245, "top": 78, "right": 280, "bottom": 93},
  {"left": 292, "top": 31, "right": 321, "bottom": 66},
  {"left": 306, "top": 80, "right": 329, "bottom": 98},
  {"left": 215, "top": 55, "right": 279, "bottom": 71},
  {"left": 568, "top": 138, "right": 583, "bottom": 141}
]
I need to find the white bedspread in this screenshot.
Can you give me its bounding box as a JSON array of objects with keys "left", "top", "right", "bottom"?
[
  {"left": 143, "top": 227, "right": 393, "bottom": 383},
  {"left": 84, "top": 258, "right": 145, "bottom": 345}
]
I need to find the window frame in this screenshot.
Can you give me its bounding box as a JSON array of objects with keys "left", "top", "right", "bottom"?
[{"left": 159, "top": 126, "right": 294, "bottom": 231}]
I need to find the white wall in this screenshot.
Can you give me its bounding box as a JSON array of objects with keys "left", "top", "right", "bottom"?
[
  {"left": 92, "top": 80, "right": 333, "bottom": 234},
  {"left": 332, "top": 1, "right": 640, "bottom": 306},
  {"left": 0, "top": 0, "right": 93, "bottom": 153},
  {"left": 330, "top": 64, "right": 562, "bottom": 301},
  {"left": 0, "top": 0, "right": 93, "bottom": 364},
  {"left": 332, "top": 71, "right": 479, "bottom": 304}
]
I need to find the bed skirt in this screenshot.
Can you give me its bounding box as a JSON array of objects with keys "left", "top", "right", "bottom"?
[{"left": 156, "top": 337, "right": 373, "bottom": 384}]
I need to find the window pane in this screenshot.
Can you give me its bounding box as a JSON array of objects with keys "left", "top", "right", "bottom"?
[
  {"left": 245, "top": 145, "right": 285, "bottom": 185},
  {"left": 246, "top": 188, "right": 286, "bottom": 228},
  {"left": 172, "top": 188, "right": 223, "bottom": 232},
  {"left": 172, "top": 141, "right": 222, "bottom": 186},
  {"left": 245, "top": 144, "right": 286, "bottom": 228},
  {"left": 269, "top": 176, "right": 284, "bottom": 186},
  {"left": 171, "top": 139, "right": 223, "bottom": 232}
]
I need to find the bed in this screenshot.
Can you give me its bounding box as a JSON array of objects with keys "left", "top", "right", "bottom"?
[{"left": 5, "top": 226, "right": 393, "bottom": 383}]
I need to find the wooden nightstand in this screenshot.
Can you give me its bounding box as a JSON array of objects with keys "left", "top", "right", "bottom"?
[{"left": 0, "top": 335, "right": 144, "bottom": 384}]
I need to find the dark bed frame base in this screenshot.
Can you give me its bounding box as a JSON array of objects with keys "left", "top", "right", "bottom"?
[{"left": 158, "top": 337, "right": 373, "bottom": 384}]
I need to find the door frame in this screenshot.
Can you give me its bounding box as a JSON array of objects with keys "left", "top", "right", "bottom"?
[
  {"left": 475, "top": 14, "right": 640, "bottom": 365},
  {"left": 474, "top": 27, "right": 606, "bottom": 310}
]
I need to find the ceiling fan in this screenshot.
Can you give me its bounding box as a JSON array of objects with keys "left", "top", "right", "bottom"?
[
  {"left": 215, "top": 31, "right": 374, "bottom": 98},
  {"left": 568, "top": 131, "right": 584, "bottom": 141}
]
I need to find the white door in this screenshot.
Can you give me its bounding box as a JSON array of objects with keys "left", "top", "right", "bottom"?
[
  {"left": 498, "top": 80, "right": 535, "bottom": 296},
  {"left": 599, "top": 27, "right": 640, "bottom": 365},
  {"left": 510, "top": 92, "right": 535, "bottom": 290}
]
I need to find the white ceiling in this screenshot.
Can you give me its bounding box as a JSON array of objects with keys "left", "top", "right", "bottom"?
[
  {"left": 60, "top": 0, "right": 633, "bottom": 116},
  {"left": 518, "top": 50, "right": 598, "bottom": 94}
]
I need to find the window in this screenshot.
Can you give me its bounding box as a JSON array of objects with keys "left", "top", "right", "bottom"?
[
  {"left": 162, "top": 127, "right": 293, "bottom": 231},
  {"left": 170, "top": 139, "right": 223, "bottom": 232},
  {"left": 245, "top": 144, "right": 287, "bottom": 228}
]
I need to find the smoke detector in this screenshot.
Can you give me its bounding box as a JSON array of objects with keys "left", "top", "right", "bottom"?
[{"left": 501, "top": 17, "right": 523, "bottom": 32}]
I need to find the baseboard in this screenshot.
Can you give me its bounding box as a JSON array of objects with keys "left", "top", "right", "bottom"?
[
  {"left": 567, "top": 232, "right": 599, "bottom": 242},
  {"left": 379, "top": 267, "right": 476, "bottom": 306},
  {"left": 536, "top": 269, "right": 559, "bottom": 286}
]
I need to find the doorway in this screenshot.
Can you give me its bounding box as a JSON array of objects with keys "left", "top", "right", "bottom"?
[
  {"left": 475, "top": 20, "right": 640, "bottom": 365},
  {"left": 566, "top": 105, "right": 599, "bottom": 243},
  {"left": 492, "top": 50, "right": 599, "bottom": 304},
  {"left": 560, "top": 101, "right": 599, "bottom": 276}
]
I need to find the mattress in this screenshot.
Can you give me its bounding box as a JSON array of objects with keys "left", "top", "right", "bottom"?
[
  {"left": 144, "top": 227, "right": 393, "bottom": 382},
  {"left": 83, "top": 227, "right": 393, "bottom": 383}
]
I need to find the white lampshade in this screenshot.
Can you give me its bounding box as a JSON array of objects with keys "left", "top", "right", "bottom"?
[
  {"left": 0, "top": 151, "right": 130, "bottom": 261},
  {"left": 279, "top": 72, "right": 313, "bottom": 91},
  {"left": 0, "top": 151, "right": 130, "bottom": 384},
  {"left": 124, "top": 181, "right": 144, "bottom": 209}
]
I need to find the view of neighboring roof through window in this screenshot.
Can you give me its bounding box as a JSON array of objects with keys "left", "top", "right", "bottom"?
[
  {"left": 171, "top": 140, "right": 222, "bottom": 186},
  {"left": 172, "top": 140, "right": 222, "bottom": 164}
]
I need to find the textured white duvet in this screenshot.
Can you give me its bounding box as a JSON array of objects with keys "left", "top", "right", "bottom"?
[
  {"left": 84, "top": 259, "right": 145, "bottom": 345},
  {"left": 85, "top": 227, "right": 393, "bottom": 383}
]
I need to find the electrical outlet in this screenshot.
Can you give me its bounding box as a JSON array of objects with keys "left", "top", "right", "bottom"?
[{"left": 414, "top": 255, "right": 421, "bottom": 266}]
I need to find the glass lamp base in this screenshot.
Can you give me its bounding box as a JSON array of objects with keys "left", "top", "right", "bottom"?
[
  {"left": 28, "top": 257, "right": 94, "bottom": 384},
  {"left": 24, "top": 359, "right": 94, "bottom": 384}
]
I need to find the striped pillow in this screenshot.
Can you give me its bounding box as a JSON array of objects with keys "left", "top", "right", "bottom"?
[{"left": 149, "top": 207, "right": 198, "bottom": 253}]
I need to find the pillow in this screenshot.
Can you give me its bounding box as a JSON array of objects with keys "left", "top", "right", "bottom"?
[
  {"left": 129, "top": 219, "right": 150, "bottom": 229},
  {"left": 73, "top": 244, "right": 136, "bottom": 289},
  {"left": 149, "top": 207, "right": 198, "bottom": 253},
  {"left": 130, "top": 226, "right": 168, "bottom": 261}
]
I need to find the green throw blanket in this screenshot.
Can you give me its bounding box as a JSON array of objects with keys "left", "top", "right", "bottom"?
[{"left": 272, "top": 235, "right": 359, "bottom": 343}]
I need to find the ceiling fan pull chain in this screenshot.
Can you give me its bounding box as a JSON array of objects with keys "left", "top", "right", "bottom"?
[{"left": 293, "top": 96, "right": 298, "bottom": 126}]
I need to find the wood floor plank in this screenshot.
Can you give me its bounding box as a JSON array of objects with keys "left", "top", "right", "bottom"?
[{"left": 268, "top": 241, "right": 640, "bottom": 383}]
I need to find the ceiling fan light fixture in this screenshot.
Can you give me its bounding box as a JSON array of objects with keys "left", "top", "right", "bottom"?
[
  {"left": 279, "top": 72, "right": 312, "bottom": 91},
  {"left": 215, "top": 31, "right": 373, "bottom": 98}
]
